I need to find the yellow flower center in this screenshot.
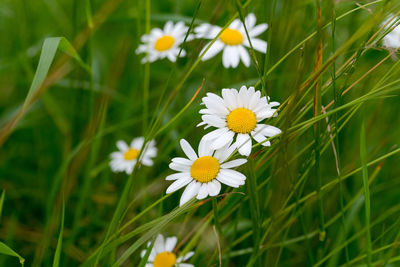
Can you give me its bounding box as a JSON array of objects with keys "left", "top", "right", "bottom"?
[
  {"left": 190, "top": 156, "right": 220, "bottom": 183},
  {"left": 219, "top": 28, "right": 243, "bottom": 45},
  {"left": 154, "top": 35, "right": 175, "bottom": 51},
  {"left": 153, "top": 251, "right": 177, "bottom": 267},
  {"left": 226, "top": 108, "right": 257, "bottom": 134},
  {"left": 123, "top": 148, "right": 140, "bottom": 160}
]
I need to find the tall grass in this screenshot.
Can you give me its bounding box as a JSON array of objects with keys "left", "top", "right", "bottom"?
[{"left": 1, "top": 0, "right": 400, "bottom": 266}]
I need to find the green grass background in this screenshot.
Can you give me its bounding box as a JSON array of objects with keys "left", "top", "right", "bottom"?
[{"left": 1, "top": 0, "right": 400, "bottom": 266}]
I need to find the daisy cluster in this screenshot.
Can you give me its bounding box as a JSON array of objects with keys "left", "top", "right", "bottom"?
[
  {"left": 136, "top": 13, "right": 268, "bottom": 68},
  {"left": 110, "top": 85, "right": 281, "bottom": 266},
  {"left": 109, "top": 13, "right": 282, "bottom": 267}
]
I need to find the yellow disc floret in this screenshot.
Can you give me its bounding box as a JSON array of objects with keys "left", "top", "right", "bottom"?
[
  {"left": 226, "top": 108, "right": 257, "bottom": 134},
  {"left": 190, "top": 156, "right": 220, "bottom": 183},
  {"left": 124, "top": 148, "right": 140, "bottom": 160},
  {"left": 153, "top": 251, "right": 177, "bottom": 267},
  {"left": 219, "top": 28, "right": 243, "bottom": 45},
  {"left": 154, "top": 35, "right": 175, "bottom": 51}
]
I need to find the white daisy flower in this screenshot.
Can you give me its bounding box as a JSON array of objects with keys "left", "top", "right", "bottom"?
[
  {"left": 109, "top": 137, "right": 157, "bottom": 174},
  {"left": 194, "top": 13, "right": 267, "bottom": 68},
  {"left": 382, "top": 15, "right": 400, "bottom": 48},
  {"left": 166, "top": 138, "right": 247, "bottom": 206},
  {"left": 136, "top": 21, "right": 191, "bottom": 63},
  {"left": 141, "top": 234, "right": 194, "bottom": 267},
  {"left": 198, "top": 86, "right": 281, "bottom": 157}
]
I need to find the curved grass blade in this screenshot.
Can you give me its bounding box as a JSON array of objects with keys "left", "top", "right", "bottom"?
[
  {"left": 52, "top": 199, "right": 65, "bottom": 267},
  {"left": 0, "top": 37, "right": 90, "bottom": 147},
  {"left": 0, "top": 242, "right": 25, "bottom": 266}
]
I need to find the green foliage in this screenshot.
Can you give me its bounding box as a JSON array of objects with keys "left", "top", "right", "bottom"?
[{"left": 1, "top": 0, "right": 400, "bottom": 266}]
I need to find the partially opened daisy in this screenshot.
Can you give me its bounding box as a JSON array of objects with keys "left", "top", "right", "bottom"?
[
  {"left": 141, "top": 234, "right": 194, "bottom": 267},
  {"left": 198, "top": 86, "right": 281, "bottom": 157},
  {"left": 166, "top": 138, "right": 247, "bottom": 206},
  {"left": 109, "top": 137, "right": 157, "bottom": 174},
  {"left": 136, "top": 21, "right": 190, "bottom": 63},
  {"left": 194, "top": 13, "right": 267, "bottom": 68},
  {"left": 382, "top": 15, "right": 400, "bottom": 48}
]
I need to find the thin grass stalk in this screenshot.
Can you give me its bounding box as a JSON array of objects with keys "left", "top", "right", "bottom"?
[
  {"left": 314, "top": 0, "right": 325, "bottom": 246},
  {"left": 360, "top": 118, "right": 372, "bottom": 266}
]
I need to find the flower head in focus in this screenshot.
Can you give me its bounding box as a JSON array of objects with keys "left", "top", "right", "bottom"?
[
  {"left": 194, "top": 13, "right": 267, "bottom": 68},
  {"left": 198, "top": 86, "right": 281, "bottom": 156},
  {"left": 166, "top": 138, "right": 247, "bottom": 206}
]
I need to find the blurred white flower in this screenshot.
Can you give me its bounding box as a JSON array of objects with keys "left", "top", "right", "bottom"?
[
  {"left": 382, "top": 15, "right": 400, "bottom": 48},
  {"left": 194, "top": 13, "right": 267, "bottom": 68},
  {"left": 166, "top": 138, "right": 247, "bottom": 206},
  {"left": 136, "top": 21, "right": 191, "bottom": 63},
  {"left": 198, "top": 86, "right": 281, "bottom": 156},
  {"left": 109, "top": 137, "right": 157, "bottom": 174},
  {"left": 141, "top": 234, "right": 194, "bottom": 267}
]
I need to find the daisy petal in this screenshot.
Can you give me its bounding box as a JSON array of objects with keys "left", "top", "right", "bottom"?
[
  {"left": 154, "top": 234, "right": 165, "bottom": 253},
  {"left": 200, "top": 41, "right": 224, "bottom": 61},
  {"left": 211, "top": 130, "right": 235, "bottom": 150},
  {"left": 202, "top": 115, "right": 227, "bottom": 128},
  {"left": 169, "top": 162, "right": 191, "bottom": 172},
  {"left": 238, "top": 45, "right": 250, "bottom": 67},
  {"left": 180, "top": 139, "right": 198, "bottom": 161},
  {"left": 249, "top": 23, "right": 268, "bottom": 37},
  {"left": 166, "top": 177, "right": 193, "bottom": 194},
  {"left": 216, "top": 173, "right": 241, "bottom": 188},
  {"left": 199, "top": 137, "right": 213, "bottom": 157},
  {"left": 182, "top": 251, "right": 195, "bottom": 261},
  {"left": 117, "top": 140, "right": 128, "bottom": 151},
  {"left": 202, "top": 127, "right": 229, "bottom": 141},
  {"left": 172, "top": 157, "right": 193, "bottom": 166},
  {"left": 245, "top": 13, "right": 257, "bottom": 28},
  {"left": 220, "top": 158, "right": 247, "bottom": 168},
  {"left": 166, "top": 172, "right": 190, "bottom": 181},
  {"left": 180, "top": 181, "right": 201, "bottom": 206},
  {"left": 207, "top": 180, "right": 221, "bottom": 196},
  {"left": 260, "top": 125, "right": 282, "bottom": 137},
  {"left": 235, "top": 133, "right": 252, "bottom": 156},
  {"left": 246, "top": 38, "right": 267, "bottom": 53},
  {"left": 230, "top": 46, "right": 240, "bottom": 68},
  {"left": 196, "top": 184, "right": 209, "bottom": 199},
  {"left": 222, "top": 88, "right": 238, "bottom": 110},
  {"left": 223, "top": 46, "right": 238, "bottom": 68},
  {"left": 165, "top": 236, "right": 178, "bottom": 252},
  {"left": 131, "top": 137, "right": 145, "bottom": 149}
]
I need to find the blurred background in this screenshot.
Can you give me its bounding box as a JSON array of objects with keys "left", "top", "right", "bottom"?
[{"left": 1, "top": 0, "right": 400, "bottom": 266}]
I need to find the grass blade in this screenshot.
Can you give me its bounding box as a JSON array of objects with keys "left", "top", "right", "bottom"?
[
  {"left": 0, "top": 242, "right": 25, "bottom": 266},
  {"left": 360, "top": 118, "right": 372, "bottom": 266},
  {"left": 52, "top": 199, "right": 65, "bottom": 267}
]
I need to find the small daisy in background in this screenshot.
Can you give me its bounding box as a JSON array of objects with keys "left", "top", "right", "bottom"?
[
  {"left": 194, "top": 13, "right": 267, "bottom": 68},
  {"left": 198, "top": 86, "right": 281, "bottom": 157},
  {"left": 141, "top": 234, "right": 194, "bottom": 267},
  {"left": 166, "top": 138, "right": 247, "bottom": 206},
  {"left": 136, "top": 21, "right": 191, "bottom": 63},
  {"left": 382, "top": 15, "right": 400, "bottom": 49},
  {"left": 109, "top": 137, "right": 157, "bottom": 175}
]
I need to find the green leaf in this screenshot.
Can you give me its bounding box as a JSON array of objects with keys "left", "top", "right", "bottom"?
[
  {"left": 23, "top": 37, "right": 90, "bottom": 111},
  {"left": 0, "top": 242, "right": 25, "bottom": 266}
]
